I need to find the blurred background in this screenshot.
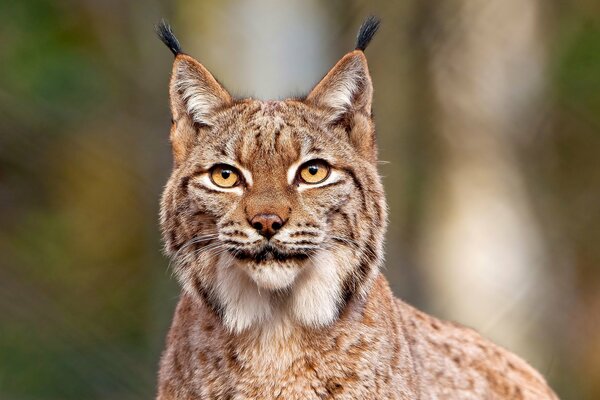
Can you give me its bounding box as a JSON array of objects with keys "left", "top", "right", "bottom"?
[{"left": 1, "top": 0, "right": 599, "bottom": 398}]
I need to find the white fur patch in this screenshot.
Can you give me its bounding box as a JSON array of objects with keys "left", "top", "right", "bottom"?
[
  {"left": 215, "top": 253, "right": 273, "bottom": 333},
  {"left": 321, "top": 75, "right": 359, "bottom": 114},
  {"left": 289, "top": 250, "right": 343, "bottom": 327},
  {"left": 174, "top": 60, "right": 231, "bottom": 126},
  {"left": 314, "top": 56, "right": 366, "bottom": 121},
  {"left": 212, "top": 250, "right": 345, "bottom": 334},
  {"left": 176, "top": 76, "right": 221, "bottom": 125},
  {"left": 287, "top": 158, "right": 305, "bottom": 185},
  {"left": 244, "top": 262, "right": 300, "bottom": 291}
]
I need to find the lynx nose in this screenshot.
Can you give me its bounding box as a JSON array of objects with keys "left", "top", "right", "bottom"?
[{"left": 250, "top": 213, "right": 285, "bottom": 239}]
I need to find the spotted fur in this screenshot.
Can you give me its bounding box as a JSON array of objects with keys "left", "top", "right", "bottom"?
[{"left": 156, "top": 17, "right": 557, "bottom": 399}]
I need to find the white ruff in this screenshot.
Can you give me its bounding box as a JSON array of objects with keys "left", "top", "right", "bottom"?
[
  {"left": 215, "top": 254, "right": 273, "bottom": 333},
  {"left": 214, "top": 251, "right": 344, "bottom": 334},
  {"left": 289, "top": 250, "right": 343, "bottom": 327},
  {"left": 244, "top": 262, "right": 300, "bottom": 291}
]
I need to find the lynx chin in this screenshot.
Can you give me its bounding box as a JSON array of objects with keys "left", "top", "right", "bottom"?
[{"left": 155, "top": 17, "right": 557, "bottom": 400}]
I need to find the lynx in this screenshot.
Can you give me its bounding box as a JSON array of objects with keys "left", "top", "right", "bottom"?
[{"left": 155, "top": 17, "right": 557, "bottom": 399}]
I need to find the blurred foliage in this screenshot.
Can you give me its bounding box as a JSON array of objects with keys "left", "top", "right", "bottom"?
[
  {"left": 534, "top": 6, "right": 600, "bottom": 399},
  {"left": 0, "top": 1, "right": 173, "bottom": 398},
  {"left": 0, "top": 1, "right": 598, "bottom": 399}
]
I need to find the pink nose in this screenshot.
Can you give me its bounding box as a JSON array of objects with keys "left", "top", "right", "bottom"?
[{"left": 250, "top": 213, "right": 285, "bottom": 239}]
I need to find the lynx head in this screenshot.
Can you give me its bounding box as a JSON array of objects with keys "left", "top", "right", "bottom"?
[{"left": 158, "top": 17, "right": 386, "bottom": 333}]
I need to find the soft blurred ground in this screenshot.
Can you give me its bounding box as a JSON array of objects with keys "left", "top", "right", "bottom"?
[{"left": 1, "top": 1, "right": 599, "bottom": 399}]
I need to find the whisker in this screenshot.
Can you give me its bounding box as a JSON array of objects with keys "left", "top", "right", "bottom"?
[
  {"left": 169, "top": 234, "right": 222, "bottom": 272},
  {"left": 167, "top": 232, "right": 219, "bottom": 273}
]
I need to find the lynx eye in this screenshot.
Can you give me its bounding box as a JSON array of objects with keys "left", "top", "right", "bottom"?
[
  {"left": 299, "top": 160, "right": 330, "bottom": 184},
  {"left": 210, "top": 164, "right": 240, "bottom": 188}
]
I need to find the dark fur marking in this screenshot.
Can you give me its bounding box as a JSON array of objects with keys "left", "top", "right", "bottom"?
[
  {"left": 192, "top": 276, "right": 225, "bottom": 320},
  {"left": 290, "top": 231, "right": 319, "bottom": 238},
  {"left": 326, "top": 381, "right": 344, "bottom": 395},
  {"left": 340, "top": 229, "right": 378, "bottom": 306},
  {"left": 343, "top": 167, "right": 367, "bottom": 209},
  {"left": 284, "top": 240, "right": 319, "bottom": 246},
  {"left": 355, "top": 16, "right": 381, "bottom": 52},
  {"left": 347, "top": 215, "right": 357, "bottom": 241},
  {"left": 222, "top": 239, "right": 251, "bottom": 247},
  {"left": 155, "top": 19, "right": 182, "bottom": 56},
  {"left": 170, "top": 230, "right": 184, "bottom": 251},
  {"left": 331, "top": 237, "right": 355, "bottom": 248},
  {"left": 232, "top": 246, "right": 310, "bottom": 262},
  {"left": 337, "top": 210, "right": 352, "bottom": 229},
  {"left": 274, "top": 128, "right": 282, "bottom": 149},
  {"left": 180, "top": 176, "right": 190, "bottom": 195},
  {"left": 227, "top": 230, "right": 248, "bottom": 237}
]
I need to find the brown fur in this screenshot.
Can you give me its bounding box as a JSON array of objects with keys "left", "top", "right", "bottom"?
[{"left": 156, "top": 29, "right": 557, "bottom": 399}]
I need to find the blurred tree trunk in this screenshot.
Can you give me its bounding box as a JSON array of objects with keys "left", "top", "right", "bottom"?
[
  {"left": 176, "top": 0, "right": 331, "bottom": 100},
  {"left": 417, "top": 0, "right": 556, "bottom": 367}
]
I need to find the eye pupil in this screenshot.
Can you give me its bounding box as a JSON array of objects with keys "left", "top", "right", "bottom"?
[
  {"left": 210, "top": 165, "right": 239, "bottom": 188},
  {"left": 299, "top": 161, "right": 330, "bottom": 185}
]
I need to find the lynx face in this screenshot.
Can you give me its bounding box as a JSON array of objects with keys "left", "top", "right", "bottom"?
[{"left": 159, "top": 23, "right": 386, "bottom": 333}]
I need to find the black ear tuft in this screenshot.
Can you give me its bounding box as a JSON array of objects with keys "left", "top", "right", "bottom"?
[
  {"left": 155, "top": 19, "right": 182, "bottom": 56},
  {"left": 355, "top": 16, "right": 381, "bottom": 52}
]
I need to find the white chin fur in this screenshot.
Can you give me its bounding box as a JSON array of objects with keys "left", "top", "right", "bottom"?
[
  {"left": 214, "top": 251, "right": 346, "bottom": 334},
  {"left": 215, "top": 254, "right": 273, "bottom": 333},
  {"left": 289, "top": 250, "right": 343, "bottom": 327},
  {"left": 243, "top": 261, "right": 301, "bottom": 291}
]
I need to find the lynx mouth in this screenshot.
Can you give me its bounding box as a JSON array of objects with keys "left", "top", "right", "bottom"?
[
  {"left": 230, "top": 244, "right": 314, "bottom": 290},
  {"left": 231, "top": 244, "right": 311, "bottom": 263}
]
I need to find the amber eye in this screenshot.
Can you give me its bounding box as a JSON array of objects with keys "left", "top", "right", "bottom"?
[
  {"left": 210, "top": 165, "right": 240, "bottom": 188},
  {"left": 299, "top": 160, "right": 330, "bottom": 184}
]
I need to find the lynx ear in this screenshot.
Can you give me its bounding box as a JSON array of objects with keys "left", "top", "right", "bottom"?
[
  {"left": 306, "top": 16, "right": 379, "bottom": 122},
  {"left": 306, "top": 51, "right": 373, "bottom": 122},
  {"left": 157, "top": 21, "right": 232, "bottom": 163},
  {"left": 169, "top": 54, "right": 232, "bottom": 127},
  {"left": 167, "top": 55, "right": 232, "bottom": 163}
]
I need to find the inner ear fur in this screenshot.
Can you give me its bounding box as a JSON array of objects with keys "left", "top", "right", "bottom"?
[
  {"left": 306, "top": 50, "right": 376, "bottom": 160},
  {"left": 306, "top": 50, "right": 373, "bottom": 121},
  {"left": 168, "top": 54, "right": 232, "bottom": 164}
]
